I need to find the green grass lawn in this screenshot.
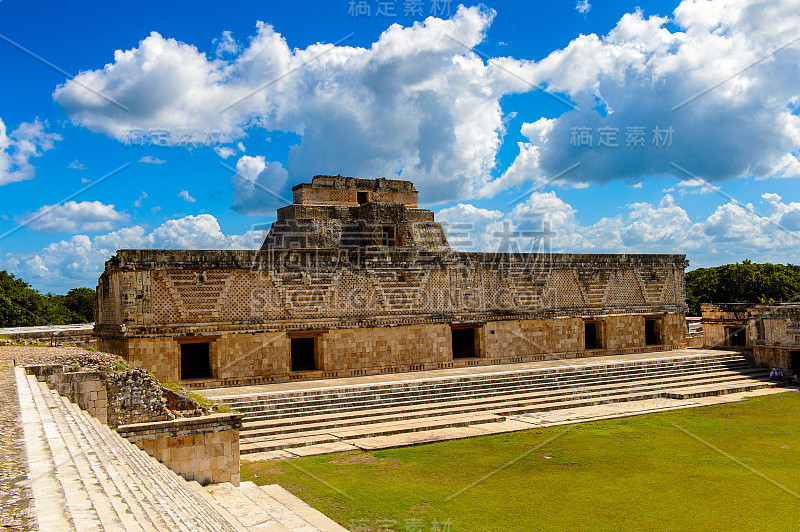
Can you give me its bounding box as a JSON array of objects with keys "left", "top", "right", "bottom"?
[{"left": 241, "top": 393, "right": 800, "bottom": 531}]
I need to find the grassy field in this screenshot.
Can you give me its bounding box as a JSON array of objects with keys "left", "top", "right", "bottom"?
[{"left": 241, "top": 393, "right": 800, "bottom": 531}]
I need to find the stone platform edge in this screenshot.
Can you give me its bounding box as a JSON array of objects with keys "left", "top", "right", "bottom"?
[{"left": 117, "top": 413, "right": 242, "bottom": 486}]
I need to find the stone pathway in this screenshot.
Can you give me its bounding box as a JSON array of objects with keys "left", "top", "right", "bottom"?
[{"left": 0, "top": 346, "right": 90, "bottom": 532}]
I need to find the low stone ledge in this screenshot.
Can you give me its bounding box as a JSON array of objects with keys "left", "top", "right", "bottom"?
[
  {"left": 117, "top": 413, "right": 242, "bottom": 486},
  {"left": 117, "top": 412, "right": 242, "bottom": 441}
]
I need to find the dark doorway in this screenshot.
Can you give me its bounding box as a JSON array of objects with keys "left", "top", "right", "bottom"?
[
  {"left": 180, "top": 342, "right": 211, "bottom": 380},
  {"left": 291, "top": 337, "right": 316, "bottom": 371},
  {"left": 357, "top": 191, "right": 368, "bottom": 204},
  {"left": 452, "top": 328, "right": 476, "bottom": 359},
  {"left": 382, "top": 225, "right": 396, "bottom": 246},
  {"left": 645, "top": 319, "right": 659, "bottom": 345},
  {"left": 585, "top": 322, "right": 600, "bottom": 350},
  {"left": 727, "top": 327, "right": 747, "bottom": 346},
  {"left": 790, "top": 351, "right": 800, "bottom": 371}
]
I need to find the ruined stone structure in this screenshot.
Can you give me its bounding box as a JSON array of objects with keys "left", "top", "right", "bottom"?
[
  {"left": 95, "top": 176, "right": 689, "bottom": 387},
  {"left": 702, "top": 302, "right": 800, "bottom": 372}
]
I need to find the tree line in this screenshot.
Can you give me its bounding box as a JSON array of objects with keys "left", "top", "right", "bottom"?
[
  {"left": 686, "top": 261, "right": 800, "bottom": 316},
  {"left": 0, "top": 270, "right": 95, "bottom": 327}
]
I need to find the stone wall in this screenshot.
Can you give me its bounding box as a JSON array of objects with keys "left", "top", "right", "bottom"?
[
  {"left": 26, "top": 364, "right": 175, "bottom": 428},
  {"left": 95, "top": 250, "right": 687, "bottom": 331},
  {"left": 117, "top": 414, "right": 242, "bottom": 486},
  {"left": 701, "top": 303, "right": 754, "bottom": 348},
  {"left": 749, "top": 304, "right": 800, "bottom": 371},
  {"left": 752, "top": 346, "right": 791, "bottom": 370},
  {"left": 28, "top": 365, "right": 110, "bottom": 424},
  {"left": 292, "top": 175, "right": 419, "bottom": 207},
  {"left": 107, "top": 313, "right": 687, "bottom": 386},
  {"left": 95, "top": 249, "right": 688, "bottom": 385},
  {"left": 104, "top": 369, "right": 175, "bottom": 427}
]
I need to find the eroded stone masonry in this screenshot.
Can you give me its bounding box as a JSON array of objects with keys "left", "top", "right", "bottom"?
[{"left": 95, "top": 176, "right": 689, "bottom": 387}]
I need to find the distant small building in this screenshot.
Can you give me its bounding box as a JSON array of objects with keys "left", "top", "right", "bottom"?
[
  {"left": 701, "top": 302, "right": 800, "bottom": 372},
  {"left": 701, "top": 303, "right": 752, "bottom": 348},
  {"left": 95, "top": 176, "right": 689, "bottom": 387}
]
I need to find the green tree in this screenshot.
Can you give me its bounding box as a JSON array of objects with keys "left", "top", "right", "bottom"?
[
  {"left": 0, "top": 270, "right": 96, "bottom": 327},
  {"left": 685, "top": 261, "right": 800, "bottom": 315}
]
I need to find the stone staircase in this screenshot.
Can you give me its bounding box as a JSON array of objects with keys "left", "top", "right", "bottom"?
[
  {"left": 217, "top": 352, "right": 775, "bottom": 454},
  {"left": 15, "top": 368, "right": 346, "bottom": 531}
]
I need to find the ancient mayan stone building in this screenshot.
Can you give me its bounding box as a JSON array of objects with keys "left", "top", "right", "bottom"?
[
  {"left": 95, "top": 176, "right": 689, "bottom": 387},
  {"left": 702, "top": 302, "right": 800, "bottom": 372}
]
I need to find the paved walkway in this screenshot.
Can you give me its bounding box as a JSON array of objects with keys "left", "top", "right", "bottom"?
[
  {"left": 201, "top": 348, "right": 744, "bottom": 399},
  {"left": 0, "top": 346, "right": 91, "bottom": 531},
  {"left": 0, "top": 324, "right": 94, "bottom": 336}
]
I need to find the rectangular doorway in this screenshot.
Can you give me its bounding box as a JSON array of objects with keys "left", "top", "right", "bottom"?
[
  {"left": 452, "top": 327, "right": 477, "bottom": 359},
  {"left": 645, "top": 319, "right": 659, "bottom": 346},
  {"left": 180, "top": 342, "right": 211, "bottom": 380},
  {"left": 585, "top": 322, "right": 601, "bottom": 350},
  {"left": 790, "top": 351, "right": 800, "bottom": 371},
  {"left": 357, "top": 191, "right": 368, "bottom": 204},
  {"left": 291, "top": 337, "right": 316, "bottom": 371},
  {"left": 726, "top": 327, "right": 747, "bottom": 346}
]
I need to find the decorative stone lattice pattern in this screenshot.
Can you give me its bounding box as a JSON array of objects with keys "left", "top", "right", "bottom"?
[{"left": 98, "top": 254, "right": 685, "bottom": 328}]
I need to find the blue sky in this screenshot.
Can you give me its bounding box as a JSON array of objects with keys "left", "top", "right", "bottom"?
[{"left": 0, "top": 0, "right": 798, "bottom": 293}]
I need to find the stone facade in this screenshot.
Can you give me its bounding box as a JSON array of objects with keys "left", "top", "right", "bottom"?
[
  {"left": 701, "top": 303, "right": 753, "bottom": 348},
  {"left": 117, "top": 414, "right": 242, "bottom": 486},
  {"left": 701, "top": 302, "right": 800, "bottom": 372},
  {"left": 95, "top": 176, "right": 689, "bottom": 386}
]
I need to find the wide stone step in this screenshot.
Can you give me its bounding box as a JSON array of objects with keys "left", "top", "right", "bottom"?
[
  {"left": 204, "top": 482, "right": 289, "bottom": 530},
  {"left": 664, "top": 380, "right": 777, "bottom": 399},
  {"left": 240, "top": 380, "right": 778, "bottom": 455},
  {"left": 224, "top": 355, "right": 751, "bottom": 409},
  {"left": 35, "top": 377, "right": 144, "bottom": 531},
  {"left": 59, "top": 398, "right": 173, "bottom": 531},
  {"left": 230, "top": 364, "right": 755, "bottom": 420},
  {"left": 238, "top": 367, "right": 766, "bottom": 424},
  {"left": 239, "top": 369, "right": 767, "bottom": 435},
  {"left": 15, "top": 370, "right": 75, "bottom": 530},
  {"left": 238, "top": 373, "right": 772, "bottom": 448},
  {"left": 240, "top": 412, "right": 505, "bottom": 453},
  {"left": 26, "top": 376, "right": 106, "bottom": 530},
  {"left": 202, "top": 481, "right": 349, "bottom": 531},
  {"left": 256, "top": 484, "right": 348, "bottom": 532}
]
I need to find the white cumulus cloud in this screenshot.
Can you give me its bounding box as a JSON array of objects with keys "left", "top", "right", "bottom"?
[
  {"left": 482, "top": 0, "right": 800, "bottom": 193},
  {"left": 16, "top": 201, "right": 129, "bottom": 234},
  {"left": 0, "top": 117, "right": 61, "bottom": 186},
  {"left": 438, "top": 188, "right": 800, "bottom": 266},
  {"left": 139, "top": 155, "right": 165, "bottom": 164},
  {"left": 575, "top": 1, "right": 591, "bottom": 15},
  {"left": 2, "top": 214, "right": 261, "bottom": 291},
  {"left": 52, "top": 7, "right": 519, "bottom": 202}
]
